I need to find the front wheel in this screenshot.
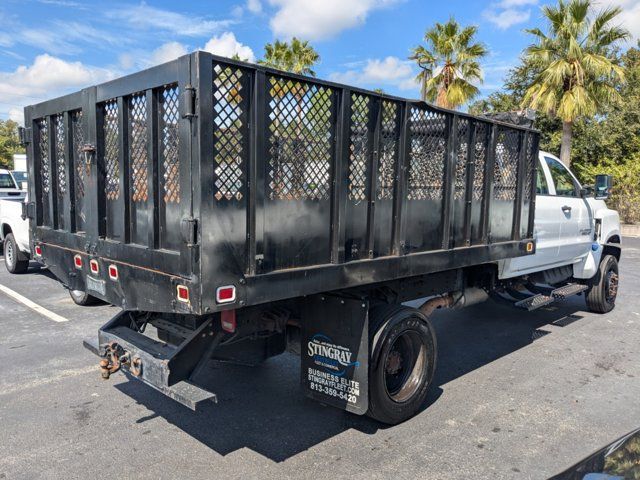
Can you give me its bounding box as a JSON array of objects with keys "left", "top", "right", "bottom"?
[
  {"left": 4, "top": 233, "right": 29, "bottom": 274},
  {"left": 366, "top": 305, "right": 437, "bottom": 425},
  {"left": 69, "top": 289, "right": 102, "bottom": 306},
  {"left": 586, "top": 254, "right": 619, "bottom": 314}
]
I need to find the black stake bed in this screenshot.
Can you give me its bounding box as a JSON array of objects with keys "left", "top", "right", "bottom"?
[{"left": 24, "top": 51, "right": 538, "bottom": 316}]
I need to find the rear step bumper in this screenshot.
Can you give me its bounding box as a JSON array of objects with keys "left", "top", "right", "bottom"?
[{"left": 83, "top": 311, "right": 219, "bottom": 410}]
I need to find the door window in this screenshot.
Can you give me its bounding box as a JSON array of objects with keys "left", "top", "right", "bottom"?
[
  {"left": 544, "top": 156, "right": 578, "bottom": 197},
  {"left": 0, "top": 173, "right": 17, "bottom": 189},
  {"left": 536, "top": 161, "right": 549, "bottom": 194}
]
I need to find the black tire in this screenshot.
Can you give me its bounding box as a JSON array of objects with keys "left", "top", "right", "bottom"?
[
  {"left": 586, "top": 254, "right": 619, "bottom": 314},
  {"left": 69, "top": 288, "right": 101, "bottom": 306},
  {"left": 4, "top": 233, "right": 29, "bottom": 274},
  {"left": 366, "top": 304, "right": 437, "bottom": 425}
]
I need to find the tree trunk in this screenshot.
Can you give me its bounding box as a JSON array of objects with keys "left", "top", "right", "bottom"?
[{"left": 560, "top": 120, "right": 573, "bottom": 167}]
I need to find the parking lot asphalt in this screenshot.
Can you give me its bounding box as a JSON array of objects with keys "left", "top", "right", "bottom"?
[{"left": 0, "top": 237, "right": 639, "bottom": 480}]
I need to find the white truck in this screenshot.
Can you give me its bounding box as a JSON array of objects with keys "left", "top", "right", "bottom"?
[
  {"left": 0, "top": 168, "right": 30, "bottom": 273},
  {"left": 501, "top": 151, "right": 620, "bottom": 314},
  {"left": 25, "top": 58, "right": 621, "bottom": 424}
]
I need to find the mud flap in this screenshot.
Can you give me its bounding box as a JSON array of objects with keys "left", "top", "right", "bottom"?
[{"left": 301, "top": 294, "right": 369, "bottom": 415}]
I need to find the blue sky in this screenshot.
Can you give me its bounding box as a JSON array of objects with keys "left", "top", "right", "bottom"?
[{"left": 0, "top": 0, "right": 637, "bottom": 122}]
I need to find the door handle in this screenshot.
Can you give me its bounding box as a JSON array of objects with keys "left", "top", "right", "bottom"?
[{"left": 561, "top": 205, "right": 572, "bottom": 213}]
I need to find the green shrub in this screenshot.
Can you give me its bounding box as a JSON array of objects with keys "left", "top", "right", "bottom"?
[{"left": 573, "top": 156, "right": 640, "bottom": 224}]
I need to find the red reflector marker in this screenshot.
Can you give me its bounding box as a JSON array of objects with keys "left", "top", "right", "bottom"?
[
  {"left": 216, "top": 285, "right": 236, "bottom": 304},
  {"left": 89, "top": 259, "right": 99, "bottom": 274},
  {"left": 34, "top": 245, "right": 42, "bottom": 257},
  {"left": 108, "top": 265, "right": 118, "bottom": 281},
  {"left": 177, "top": 285, "right": 189, "bottom": 303},
  {"left": 74, "top": 255, "right": 83, "bottom": 269},
  {"left": 221, "top": 309, "right": 236, "bottom": 333}
]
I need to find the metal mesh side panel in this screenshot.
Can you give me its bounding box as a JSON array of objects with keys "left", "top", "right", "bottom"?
[
  {"left": 377, "top": 101, "right": 398, "bottom": 200},
  {"left": 267, "top": 76, "right": 333, "bottom": 201},
  {"left": 408, "top": 107, "right": 447, "bottom": 201},
  {"left": 454, "top": 118, "right": 469, "bottom": 201},
  {"left": 348, "top": 93, "right": 371, "bottom": 202},
  {"left": 54, "top": 114, "right": 67, "bottom": 195},
  {"left": 38, "top": 118, "right": 50, "bottom": 194},
  {"left": 71, "top": 110, "right": 85, "bottom": 199},
  {"left": 524, "top": 134, "right": 536, "bottom": 201},
  {"left": 213, "top": 64, "right": 246, "bottom": 201},
  {"left": 129, "top": 93, "right": 149, "bottom": 203},
  {"left": 472, "top": 123, "right": 488, "bottom": 201},
  {"left": 160, "top": 85, "right": 180, "bottom": 204},
  {"left": 494, "top": 128, "right": 519, "bottom": 201},
  {"left": 103, "top": 99, "right": 120, "bottom": 201}
]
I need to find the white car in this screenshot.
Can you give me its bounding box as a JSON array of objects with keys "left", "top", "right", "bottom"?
[{"left": 500, "top": 151, "right": 620, "bottom": 313}]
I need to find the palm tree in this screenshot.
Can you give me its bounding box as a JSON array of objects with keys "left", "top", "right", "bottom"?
[
  {"left": 409, "top": 18, "right": 487, "bottom": 109},
  {"left": 521, "top": 0, "right": 628, "bottom": 166},
  {"left": 258, "top": 37, "right": 320, "bottom": 76}
]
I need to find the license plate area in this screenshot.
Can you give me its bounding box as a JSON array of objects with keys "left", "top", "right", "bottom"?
[{"left": 86, "top": 276, "right": 106, "bottom": 296}]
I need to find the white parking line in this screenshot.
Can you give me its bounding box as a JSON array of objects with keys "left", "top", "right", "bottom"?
[{"left": 0, "top": 283, "right": 69, "bottom": 323}]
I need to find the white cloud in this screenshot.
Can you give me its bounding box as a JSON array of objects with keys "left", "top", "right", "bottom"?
[
  {"left": 0, "top": 33, "right": 13, "bottom": 48},
  {"left": 596, "top": 0, "right": 640, "bottom": 41},
  {"left": 203, "top": 32, "right": 256, "bottom": 62},
  {"left": 15, "top": 21, "right": 128, "bottom": 57},
  {"left": 19, "top": 28, "right": 81, "bottom": 55},
  {"left": 148, "top": 42, "right": 188, "bottom": 66},
  {"left": 268, "top": 0, "right": 399, "bottom": 40},
  {"left": 247, "top": 0, "right": 263, "bottom": 14},
  {"left": 8, "top": 108, "right": 24, "bottom": 125},
  {"left": 0, "top": 54, "right": 117, "bottom": 121},
  {"left": 483, "top": 0, "right": 538, "bottom": 30},
  {"left": 330, "top": 56, "right": 417, "bottom": 93},
  {"left": 108, "top": 4, "right": 234, "bottom": 37}
]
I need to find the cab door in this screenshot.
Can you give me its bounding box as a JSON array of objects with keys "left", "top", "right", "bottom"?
[{"left": 542, "top": 155, "right": 592, "bottom": 263}]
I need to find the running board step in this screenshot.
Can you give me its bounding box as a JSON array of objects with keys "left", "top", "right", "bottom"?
[
  {"left": 515, "top": 294, "right": 554, "bottom": 311},
  {"left": 515, "top": 283, "right": 588, "bottom": 311},
  {"left": 551, "top": 283, "right": 588, "bottom": 300}
]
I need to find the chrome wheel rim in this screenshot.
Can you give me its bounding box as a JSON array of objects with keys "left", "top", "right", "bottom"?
[
  {"left": 5, "top": 240, "right": 14, "bottom": 267},
  {"left": 605, "top": 269, "right": 619, "bottom": 303},
  {"left": 384, "top": 330, "right": 427, "bottom": 403}
]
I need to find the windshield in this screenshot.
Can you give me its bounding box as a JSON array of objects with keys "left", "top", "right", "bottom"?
[
  {"left": 11, "top": 171, "right": 27, "bottom": 183},
  {"left": 0, "top": 173, "right": 17, "bottom": 189}
]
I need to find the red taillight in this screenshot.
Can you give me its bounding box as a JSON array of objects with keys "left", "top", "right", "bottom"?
[
  {"left": 74, "top": 255, "right": 83, "bottom": 269},
  {"left": 89, "top": 259, "right": 99, "bottom": 274},
  {"left": 177, "top": 285, "right": 189, "bottom": 303},
  {"left": 216, "top": 285, "right": 236, "bottom": 304},
  {"left": 34, "top": 245, "right": 42, "bottom": 257},
  {"left": 108, "top": 265, "right": 118, "bottom": 281},
  {"left": 221, "top": 309, "right": 236, "bottom": 333}
]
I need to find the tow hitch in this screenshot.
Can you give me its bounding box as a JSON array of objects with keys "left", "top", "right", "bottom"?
[{"left": 99, "top": 342, "right": 142, "bottom": 379}]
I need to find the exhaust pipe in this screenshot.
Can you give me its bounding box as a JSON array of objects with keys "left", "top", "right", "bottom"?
[{"left": 419, "top": 288, "right": 488, "bottom": 317}]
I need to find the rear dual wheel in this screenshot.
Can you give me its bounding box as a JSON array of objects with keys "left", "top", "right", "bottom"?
[{"left": 367, "top": 305, "right": 437, "bottom": 425}]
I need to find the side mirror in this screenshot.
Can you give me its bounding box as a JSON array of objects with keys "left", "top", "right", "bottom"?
[
  {"left": 594, "top": 174, "right": 613, "bottom": 200},
  {"left": 580, "top": 186, "right": 594, "bottom": 198}
]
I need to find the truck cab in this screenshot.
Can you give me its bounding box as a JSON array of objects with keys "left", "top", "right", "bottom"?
[{"left": 500, "top": 151, "right": 620, "bottom": 304}]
